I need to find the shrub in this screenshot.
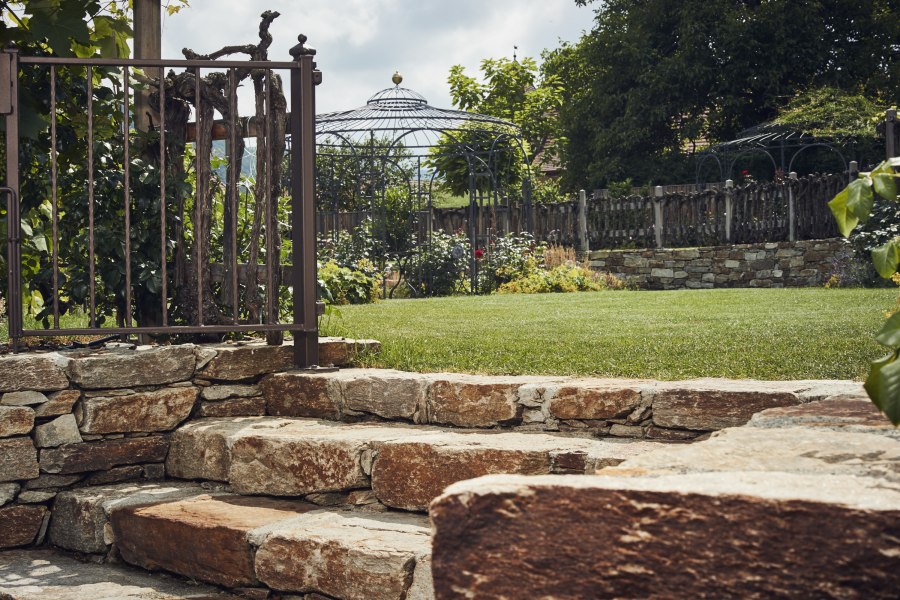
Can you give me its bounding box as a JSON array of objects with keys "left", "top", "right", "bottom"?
[
  {"left": 318, "top": 259, "right": 380, "bottom": 305},
  {"left": 497, "top": 264, "right": 626, "bottom": 294},
  {"left": 406, "top": 230, "right": 471, "bottom": 296}
]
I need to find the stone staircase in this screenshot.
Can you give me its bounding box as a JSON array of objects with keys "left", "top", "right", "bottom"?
[{"left": 0, "top": 353, "right": 882, "bottom": 600}]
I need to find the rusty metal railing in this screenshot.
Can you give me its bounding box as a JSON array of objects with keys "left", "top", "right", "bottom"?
[{"left": 2, "top": 43, "right": 322, "bottom": 367}]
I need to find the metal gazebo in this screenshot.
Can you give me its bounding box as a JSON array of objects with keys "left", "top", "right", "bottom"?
[{"left": 314, "top": 73, "right": 532, "bottom": 296}]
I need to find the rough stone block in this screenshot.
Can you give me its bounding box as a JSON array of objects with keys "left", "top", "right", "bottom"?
[
  {"left": 0, "top": 437, "right": 39, "bottom": 482},
  {"left": 0, "top": 406, "right": 34, "bottom": 438},
  {"left": 0, "top": 505, "right": 47, "bottom": 548},
  {"left": 166, "top": 417, "right": 276, "bottom": 481},
  {"left": 320, "top": 337, "right": 380, "bottom": 367},
  {"left": 262, "top": 371, "right": 341, "bottom": 419},
  {"left": 0, "top": 354, "right": 69, "bottom": 393},
  {"left": 84, "top": 465, "right": 146, "bottom": 486},
  {"left": 34, "top": 414, "right": 82, "bottom": 447},
  {"left": 652, "top": 379, "right": 801, "bottom": 430},
  {"left": 200, "top": 384, "right": 260, "bottom": 401},
  {"left": 547, "top": 379, "right": 645, "bottom": 420},
  {"left": 428, "top": 375, "right": 524, "bottom": 427},
  {"left": 0, "top": 548, "right": 237, "bottom": 599},
  {"left": 23, "top": 473, "right": 82, "bottom": 490},
  {"left": 33, "top": 389, "right": 80, "bottom": 417},
  {"left": 197, "top": 396, "right": 266, "bottom": 417},
  {"left": 0, "top": 483, "right": 19, "bottom": 506},
  {"left": 254, "top": 510, "right": 431, "bottom": 600},
  {"left": 650, "top": 268, "right": 674, "bottom": 278},
  {"left": 40, "top": 436, "right": 169, "bottom": 474},
  {"left": 66, "top": 345, "right": 197, "bottom": 389},
  {"left": 112, "top": 494, "right": 315, "bottom": 588},
  {"left": 78, "top": 386, "right": 197, "bottom": 434},
  {"left": 371, "top": 431, "right": 657, "bottom": 511},
  {"left": 747, "top": 395, "right": 896, "bottom": 437},
  {"left": 199, "top": 342, "right": 293, "bottom": 381},
  {"left": 48, "top": 482, "right": 206, "bottom": 553},
  {"left": 339, "top": 369, "right": 427, "bottom": 420},
  {"left": 430, "top": 473, "right": 900, "bottom": 600}
]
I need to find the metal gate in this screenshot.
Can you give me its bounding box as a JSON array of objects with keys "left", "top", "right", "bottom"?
[{"left": 1, "top": 43, "right": 322, "bottom": 367}]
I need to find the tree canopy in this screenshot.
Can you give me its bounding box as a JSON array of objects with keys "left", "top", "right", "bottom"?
[{"left": 551, "top": 0, "right": 899, "bottom": 189}]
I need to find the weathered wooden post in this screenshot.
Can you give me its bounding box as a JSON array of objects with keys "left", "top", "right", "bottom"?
[
  {"left": 133, "top": 0, "right": 161, "bottom": 132},
  {"left": 787, "top": 171, "right": 797, "bottom": 242},
  {"left": 724, "top": 179, "right": 733, "bottom": 243},
  {"left": 849, "top": 161, "right": 859, "bottom": 182},
  {"left": 577, "top": 189, "right": 589, "bottom": 256},
  {"left": 653, "top": 185, "right": 664, "bottom": 248}
]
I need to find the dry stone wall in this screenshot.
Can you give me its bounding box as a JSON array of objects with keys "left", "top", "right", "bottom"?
[
  {"left": 0, "top": 337, "right": 377, "bottom": 550},
  {"left": 589, "top": 239, "right": 846, "bottom": 290}
]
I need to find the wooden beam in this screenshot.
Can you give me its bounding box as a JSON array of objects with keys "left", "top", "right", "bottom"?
[{"left": 134, "top": 0, "right": 161, "bottom": 131}]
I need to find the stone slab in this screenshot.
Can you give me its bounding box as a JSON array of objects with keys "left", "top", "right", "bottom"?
[
  {"left": 78, "top": 387, "right": 197, "bottom": 434},
  {"left": 0, "top": 483, "right": 18, "bottom": 507},
  {"left": 601, "top": 426, "right": 900, "bottom": 483},
  {"left": 254, "top": 509, "right": 431, "bottom": 600},
  {"left": 0, "top": 505, "right": 46, "bottom": 548},
  {"left": 200, "top": 384, "right": 260, "bottom": 401},
  {"left": 40, "top": 436, "right": 169, "bottom": 474},
  {"left": 547, "top": 379, "right": 648, "bottom": 420},
  {"left": 261, "top": 372, "right": 341, "bottom": 419},
  {"left": 0, "top": 406, "right": 34, "bottom": 438},
  {"left": 371, "top": 431, "right": 659, "bottom": 511},
  {"left": 65, "top": 346, "right": 197, "bottom": 389},
  {"left": 111, "top": 494, "right": 316, "bottom": 588},
  {"left": 0, "top": 548, "right": 238, "bottom": 599},
  {"left": 165, "top": 418, "right": 277, "bottom": 482},
  {"left": 48, "top": 482, "right": 207, "bottom": 554},
  {"left": 33, "top": 390, "right": 81, "bottom": 418},
  {"left": 748, "top": 395, "right": 899, "bottom": 437},
  {"left": 196, "top": 397, "right": 266, "bottom": 418},
  {"left": 0, "top": 354, "right": 69, "bottom": 393},
  {"left": 0, "top": 438, "right": 39, "bottom": 482},
  {"left": 652, "top": 379, "right": 803, "bottom": 430},
  {"left": 34, "top": 414, "right": 82, "bottom": 448},
  {"left": 339, "top": 369, "right": 427, "bottom": 421},
  {"left": 430, "top": 473, "right": 900, "bottom": 600},
  {"left": 1, "top": 391, "right": 48, "bottom": 407},
  {"left": 427, "top": 374, "right": 530, "bottom": 427}
]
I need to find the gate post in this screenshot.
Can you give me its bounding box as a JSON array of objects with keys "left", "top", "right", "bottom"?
[
  {"left": 289, "top": 36, "right": 321, "bottom": 368},
  {"left": 2, "top": 45, "right": 21, "bottom": 349},
  {"left": 887, "top": 109, "right": 897, "bottom": 159},
  {"left": 576, "top": 189, "right": 589, "bottom": 256},
  {"left": 653, "top": 186, "right": 664, "bottom": 248}
]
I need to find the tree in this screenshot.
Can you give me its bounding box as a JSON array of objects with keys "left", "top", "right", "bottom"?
[
  {"left": 431, "top": 56, "right": 565, "bottom": 199},
  {"left": 552, "top": 0, "right": 899, "bottom": 189}
]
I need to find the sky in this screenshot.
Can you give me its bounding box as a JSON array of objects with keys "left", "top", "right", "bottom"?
[{"left": 160, "top": 0, "right": 595, "bottom": 115}]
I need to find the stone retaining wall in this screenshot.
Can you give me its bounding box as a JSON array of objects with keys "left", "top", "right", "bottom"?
[
  {"left": 588, "top": 238, "right": 846, "bottom": 290},
  {"left": 0, "top": 337, "right": 377, "bottom": 550}
]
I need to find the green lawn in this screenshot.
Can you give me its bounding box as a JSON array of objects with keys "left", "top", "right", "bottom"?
[{"left": 322, "top": 288, "right": 897, "bottom": 380}]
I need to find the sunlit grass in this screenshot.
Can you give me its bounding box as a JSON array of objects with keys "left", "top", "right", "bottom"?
[{"left": 322, "top": 287, "right": 896, "bottom": 380}]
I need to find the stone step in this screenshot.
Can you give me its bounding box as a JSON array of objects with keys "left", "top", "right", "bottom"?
[
  {"left": 428, "top": 397, "right": 900, "bottom": 598},
  {"left": 0, "top": 548, "right": 237, "bottom": 599},
  {"left": 166, "top": 416, "right": 661, "bottom": 511},
  {"left": 46, "top": 482, "right": 432, "bottom": 600},
  {"left": 261, "top": 368, "right": 863, "bottom": 438}
]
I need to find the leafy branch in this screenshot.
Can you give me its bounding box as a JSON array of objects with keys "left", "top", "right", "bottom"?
[{"left": 829, "top": 157, "right": 900, "bottom": 424}]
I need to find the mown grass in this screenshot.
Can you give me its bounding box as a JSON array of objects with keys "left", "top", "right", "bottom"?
[{"left": 321, "top": 288, "right": 897, "bottom": 380}]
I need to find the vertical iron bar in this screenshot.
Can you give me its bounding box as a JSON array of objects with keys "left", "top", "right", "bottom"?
[
  {"left": 87, "top": 66, "right": 96, "bottom": 328},
  {"left": 194, "top": 66, "right": 203, "bottom": 326},
  {"left": 264, "top": 70, "right": 274, "bottom": 327},
  {"left": 229, "top": 67, "right": 239, "bottom": 323},
  {"left": 50, "top": 65, "right": 59, "bottom": 328},
  {"left": 5, "top": 47, "right": 21, "bottom": 348},
  {"left": 123, "top": 66, "right": 132, "bottom": 328},
  {"left": 159, "top": 66, "right": 168, "bottom": 326},
  {"left": 291, "top": 56, "right": 319, "bottom": 367}
]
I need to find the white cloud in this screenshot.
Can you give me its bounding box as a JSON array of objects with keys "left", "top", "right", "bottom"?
[{"left": 161, "top": 0, "right": 593, "bottom": 113}]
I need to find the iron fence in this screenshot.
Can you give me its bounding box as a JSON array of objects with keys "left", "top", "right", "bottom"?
[{"left": 1, "top": 45, "right": 321, "bottom": 366}]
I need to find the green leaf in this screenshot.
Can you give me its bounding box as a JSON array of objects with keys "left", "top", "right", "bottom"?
[
  {"left": 846, "top": 177, "right": 874, "bottom": 222},
  {"left": 827, "top": 188, "right": 858, "bottom": 237},
  {"left": 871, "top": 240, "right": 900, "bottom": 279},
  {"left": 876, "top": 312, "right": 900, "bottom": 347},
  {"left": 872, "top": 173, "right": 897, "bottom": 201},
  {"left": 864, "top": 350, "right": 900, "bottom": 426}
]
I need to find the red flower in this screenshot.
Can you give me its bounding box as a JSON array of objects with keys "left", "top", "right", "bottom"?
[
  {"left": 474, "top": 248, "right": 484, "bottom": 259},
  {"left": 741, "top": 169, "right": 749, "bottom": 176}
]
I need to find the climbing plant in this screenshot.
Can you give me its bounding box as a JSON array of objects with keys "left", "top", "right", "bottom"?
[{"left": 829, "top": 157, "right": 900, "bottom": 424}]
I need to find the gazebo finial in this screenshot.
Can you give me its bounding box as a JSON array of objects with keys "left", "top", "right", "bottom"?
[{"left": 392, "top": 71, "right": 403, "bottom": 86}]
